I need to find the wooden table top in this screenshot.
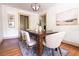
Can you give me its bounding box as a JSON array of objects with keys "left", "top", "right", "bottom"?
[{"left": 26, "top": 29, "right": 57, "bottom": 35}]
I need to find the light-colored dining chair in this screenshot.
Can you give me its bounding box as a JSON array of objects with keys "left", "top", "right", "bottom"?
[
  {"left": 20, "top": 30, "right": 26, "bottom": 42},
  {"left": 24, "top": 31, "right": 36, "bottom": 47},
  {"left": 43, "top": 32, "right": 65, "bottom": 56}
]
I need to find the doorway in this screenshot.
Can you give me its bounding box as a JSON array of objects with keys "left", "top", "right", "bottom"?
[
  {"left": 40, "top": 14, "right": 47, "bottom": 40},
  {"left": 40, "top": 14, "right": 47, "bottom": 31},
  {"left": 20, "top": 15, "right": 29, "bottom": 31}
]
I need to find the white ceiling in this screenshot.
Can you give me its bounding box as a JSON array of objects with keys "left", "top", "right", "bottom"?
[{"left": 1, "top": 3, "right": 55, "bottom": 13}]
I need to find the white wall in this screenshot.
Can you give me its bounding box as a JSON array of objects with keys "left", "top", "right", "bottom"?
[
  {"left": 46, "top": 7, "right": 56, "bottom": 30},
  {"left": 43, "top": 4, "right": 79, "bottom": 46},
  {"left": 1, "top": 5, "right": 39, "bottom": 39},
  {"left": 55, "top": 3, "right": 79, "bottom": 13},
  {"left": 0, "top": 5, "right": 3, "bottom": 41},
  {"left": 39, "top": 7, "right": 56, "bottom": 30}
]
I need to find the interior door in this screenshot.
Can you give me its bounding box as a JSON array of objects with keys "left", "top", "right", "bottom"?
[{"left": 20, "top": 15, "right": 29, "bottom": 31}]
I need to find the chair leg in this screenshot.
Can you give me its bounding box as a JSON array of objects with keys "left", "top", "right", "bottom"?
[
  {"left": 55, "top": 48, "right": 57, "bottom": 51},
  {"left": 52, "top": 49, "right": 54, "bottom": 56},
  {"left": 28, "top": 46, "right": 34, "bottom": 55},
  {"left": 58, "top": 47, "right": 62, "bottom": 56}
]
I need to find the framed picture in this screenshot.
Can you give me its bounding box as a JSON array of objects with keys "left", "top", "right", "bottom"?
[
  {"left": 56, "top": 8, "right": 78, "bottom": 26},
  {"left": 8, "top": 14, "right": 15, "bottom": 28}
]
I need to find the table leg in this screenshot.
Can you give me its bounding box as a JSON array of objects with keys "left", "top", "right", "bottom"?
[{"left": 37, "top": 34, "right": 43, "bottom": 56}]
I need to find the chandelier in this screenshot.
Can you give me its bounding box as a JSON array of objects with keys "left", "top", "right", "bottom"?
[{"left": 31, "top": 3, "right": 40, "bottom": 11}]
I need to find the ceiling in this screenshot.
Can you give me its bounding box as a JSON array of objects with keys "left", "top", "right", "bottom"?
[{"left": 1, "top": 3, "right": 55, "bottom": 13}]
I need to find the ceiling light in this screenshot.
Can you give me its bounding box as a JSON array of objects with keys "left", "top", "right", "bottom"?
[{"left": 31, "top": 3, "right": 40, "bottom": 11}]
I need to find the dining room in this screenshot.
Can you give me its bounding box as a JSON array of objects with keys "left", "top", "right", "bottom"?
[{"left": 0, "top": 3, "right": 79, "bottom": 56}]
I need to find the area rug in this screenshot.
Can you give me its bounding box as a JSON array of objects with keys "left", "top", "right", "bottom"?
[{"left": 19, "top": 41, "right": 69, "bottom": 56}]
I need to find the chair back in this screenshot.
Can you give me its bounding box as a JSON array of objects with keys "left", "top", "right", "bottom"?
[
  {"left": 20, "top": 30, "right": 26, "bottom": 41},
  {"left": 45, "top": 32, "right": 65, "bottom": 48},
  {"left": 24, "top": 31, "right": 31, "bottom": 43}
]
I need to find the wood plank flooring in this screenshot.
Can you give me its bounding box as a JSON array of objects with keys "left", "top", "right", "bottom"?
[
  {"left": 60, "top": 43, "right": 79, "bottom": 56},
  {"left": 0, "top": 39, "right": 79, "bottom": 56},
  {"left": 0, "top": 39, "right": 22, "bottom": 56}
]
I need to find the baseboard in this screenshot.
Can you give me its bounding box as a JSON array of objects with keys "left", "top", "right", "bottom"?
[
  {"left": 62, "top": 40, "right": 79, "bottom": 47},
  {"left": 3, "top": 36, "right": 19, "bottom": 40}
]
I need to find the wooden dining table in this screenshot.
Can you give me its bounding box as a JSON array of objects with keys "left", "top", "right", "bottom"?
[{"left": 26, "top": 29, "right": 57, "bottom": 56}]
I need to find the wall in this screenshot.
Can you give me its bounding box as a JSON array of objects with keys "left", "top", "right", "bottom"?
[
  {"left": 39, "top": 7, "right": 56, "bottom": 30},
  {"left": 0, "top": 5, "right": 3, "bottom": 41},
  {"left": 43, "top": 4, "right": 79, "bottom": 46},
  {"left": 46, "top": 7, "right": 56, "bottom": 30},
  {"left": 1, "top": 5, "right": 39, "bottom": 39}
]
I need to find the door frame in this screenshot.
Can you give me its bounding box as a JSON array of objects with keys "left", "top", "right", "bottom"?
[
  {"left": 18, "top": 13, "right": 30, "bottom": 32},
  {"left": 39, "top": 13, "right": 47, "bottom": 31}
]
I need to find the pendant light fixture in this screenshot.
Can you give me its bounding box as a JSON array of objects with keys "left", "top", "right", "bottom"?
[{"left": 31, "top": 3, "right": 40, "bottom": 11}]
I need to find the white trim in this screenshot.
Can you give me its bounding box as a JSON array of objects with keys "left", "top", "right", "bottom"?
[
  {"left": 3, "top": 36, "right": 19, "bottom": 39},
  {"left": 62, "top": 40, "right": 79, "bottom": 47}
]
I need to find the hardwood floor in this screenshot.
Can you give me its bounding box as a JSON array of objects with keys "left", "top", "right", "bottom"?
[
  {"left": 0, "top": 39, "right": 22, "bottom": 56},
  {"left": 60, "top": 43, "right": 79, "bottom": 56},
  {"left": 0, "top": 39, "right": 79, "bottom": 56}
]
